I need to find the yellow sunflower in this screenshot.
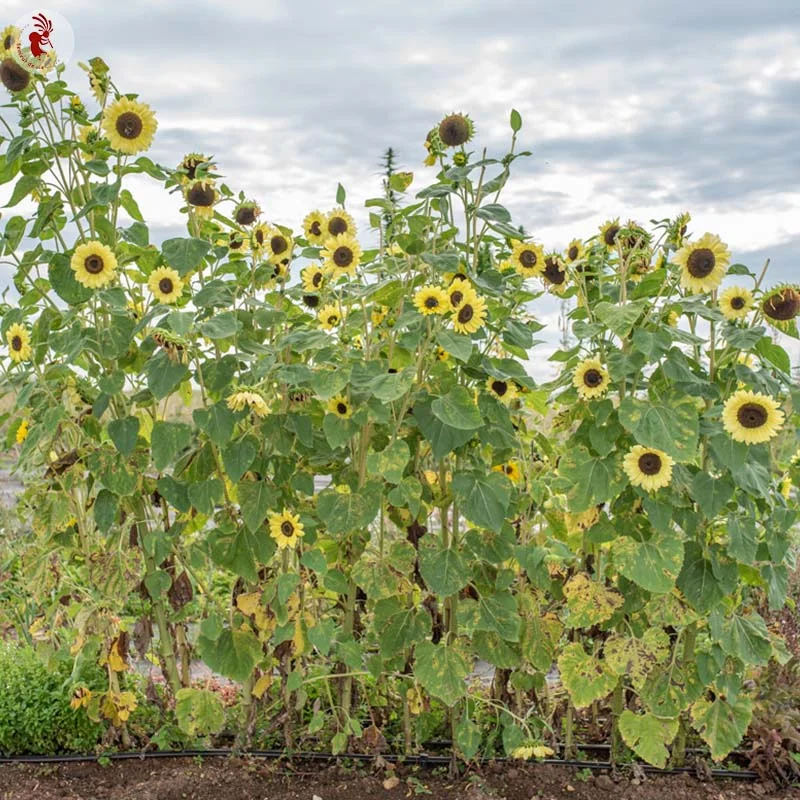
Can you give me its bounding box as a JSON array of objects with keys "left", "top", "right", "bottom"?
[
  {"left": 6, "top": 323, "right": 31, "bottom": 363},
  {"left": 572, "top": 358, "right": 610, "bottom": 400},
  {"left": 510, "top": 240, "right": 545, "bottom": 278},
  {"left": 542, "top": 254, "right": 567, "bottom": 294},
  {"left": 102, "top": 97, "right": 157, "bottom": 155},
  {"left": 303, "top": 210, "right": 327, "bottom": 245},
  {"left": 599, "top": 218, "right": 621, "bottom": 250},
  {"left": 486, "top": 377, "right": 517, "bottom": 405},
  {"left": 435, "top": 346, "right": 449, "bottom": 362},
  {"left": 257, "top": 225, "right": 293, "bottom": 265},
  {"left": 233, "top": 200, "right": 260, "bottom": 227},
  {"left": 325, "top": 208, "right": 356, "bottom": 238},
  {"left": 565, "top": 239, "right": 585, "bottom": 264},
  {"left": 227, "top": 390, "right": 269, "bottom": 418},
  {"left": 71, "top": 241, "right": 117, "bottom": 289},
  {"left": 722, "top": 390, "right": 784, "bottom": 445},
  {"left": 1, "top": 26, "right": 19, "bottom": 56},
  {"left": 148, "top": 267, "right": 183, "bottom": 304},
  {"left": 321, "top": 232, "right": 362, "bottom": 277},
  {"left": 15, "top": 418, "right": 29, "bottom": 444},
  {"left": 185, "top": 180, "right": 217, "bottom": 219},
  {"left": 371, "top": 305, "right": 388, "bottom": 326},
  {"left": 176, "top": 153, "right": 216, "bottom": 185},
  {"left": 326, "top": 394, "right": 352, "bottom": 419},
  {"left": 301, "top": 265, "right": 326, "bottom": 293},
  {"left": 413, "top": 286, "right": 449, "bottom": 316},
  {"left": 446, "top": 277, "right": 476, "bottom": 310},
  {"left": 718, "top": 286, "right": 753, "bottom": 321},
  {"left": 451, "top": 295, "right": 487, "bottom": 335},
  {"left": 268, "top": 509, "right": 305, "bottom": 549},
  {"left": 318, "top": 304, "right": 342, "bottom": 330},
  {"left": 674, "top": 233, "right": 731, "bottom": 294},
  {"left": 493, "top": 461, "right": 521, "bottom": 483},
  {"left": 623, "top": 445, "right": 674, "bottom": 492},
  {"left": 77, "top": 125, "right": 102, "bottom": 161},
  {"left": 217, "top": 231, "right": 249, "bottom": 254},
  {"left": 761, "top": 285, "right": 800, "bottom": 331}
]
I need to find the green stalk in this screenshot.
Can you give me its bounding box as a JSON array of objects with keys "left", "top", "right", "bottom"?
[
  {"left": 610, "top": 681, "right": 624, "bottom": 765},
  {"left": 672, "top": 623, "right": 697, "bottom": 766}
]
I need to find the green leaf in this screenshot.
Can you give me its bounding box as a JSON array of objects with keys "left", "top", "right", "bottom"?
[
  {"left": 193, "top": 403, "right": 236, "bottom": 447},
  {"left": 595, "top": 299, "right": 648, "bottom": 338},
  {"left": 374, "top": 599, "right": 430, "bottom": 659},
  {"left": 691, "top": 472, "right": 734, "bottom": 518},
  {"left": 175, "top": 688, "right": 225, "bottom": 737},
  {"left": 677, "top": 542, "right": 724, "bottom": 613},
  {"left": 719, "top": 614, "right": 772, "bottom": 666},
  {"left": 151, "top": 421, "right": 193, "bottom": 471},
  {"left": 107, "top": 416, "right": 139, "bottom": 457},
  {"left": 199, "top": 311, "right": 242, "bottom": 340},
  {"left": 477, "top": 590, "right": 520, "bottom": 642},
  {"left": 5, "top": 175, "right": 39, "bottom": 208},
  {"left": 145, "top": 352, "right": 189, "bottom": 400},
  {"left": 436, "top": 329, "right": 473, "bottom": 362},
  {"left": 431, "top": 386, "right": 483, "bottom": 430},
  {"left": 691, "top": 695, "right": 753, "bottom": 762},
  {"left": 414, "top": 641, "right": 470, "bottom": 707},
  {"left": 455, "top": 718, "right": 483, "bottom": 759},
  {"left": 618, "top": 394, "right": 699, "bottom": 462},
  {"left": 93, "top": 489, "right": 118, "bottom": 534},
  {"left": 188, "top": 478, "right": 223, "bottom": 515},
  {"left": 613, "top": 531, "right": 684, "bottom": 593},
  {"left": 557, "top": 446, "right": 625, "bottom": 512},
  {"left": 726, "top": 515, "right": 758, "bottom": 563},
  {"left": 49, "top": 253, "right": 92, "bottom": 305},
  {"left": 162, "top": 237, "right": 211, "bottom": 275},
  {"left": 317, "top": 486, "right": 381, "bottom": 534},
  {"left": 618, "top": 711, "right": 678, "bottom": 769},
  {"left": 510, "top": 108, "right": 522, "bottom": 132},
  {"left": 238, "top": 481, "right": 277, "bottom": 532},
  {"left": 419, "top": 547, "right": 469, "bottom": 597},
  {"left": 414, "top": 397, "right": 474, "bottom": 460},
  {"left": 452, "top": 471, "right": 511, "bottom": 530},
  {"left": 222, "top": 439, "right": 257, "bottom": 483},
  {"left": 366, "top": 439, "right": 410, "bottom": 485},
  {"left": 197, "top": 628, "right": 262, "bottom": 683},
  {"left": 336, "top": 183, "right": 346, "bottom": 205},
  {"left": 557, "top": 642, "right": 617, "bottom": 709},
  {"left": 755, "top": 337, "right": 791, "bottom": 373}
]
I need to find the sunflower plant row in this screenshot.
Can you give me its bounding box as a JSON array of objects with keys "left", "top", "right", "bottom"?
[{"left": 0, "top": 43, "right": 798, "bottom": 765}]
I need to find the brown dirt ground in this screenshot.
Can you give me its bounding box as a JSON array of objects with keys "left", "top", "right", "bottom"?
[{"left": 0, "top": 757, "right": 796, "bottom": 800}]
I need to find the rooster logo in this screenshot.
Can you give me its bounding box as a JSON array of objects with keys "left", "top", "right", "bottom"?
[{"left": 27, "top": 13, "right": 53, "bottom": 58}]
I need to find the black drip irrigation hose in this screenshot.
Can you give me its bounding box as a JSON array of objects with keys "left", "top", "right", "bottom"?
[{"left": 0, "top": 748, "right": 760, "bottom": 780}]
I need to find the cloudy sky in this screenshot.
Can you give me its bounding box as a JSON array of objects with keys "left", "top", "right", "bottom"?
[{"left": 3, "top": 0, "right": 799, "bottom": 372}]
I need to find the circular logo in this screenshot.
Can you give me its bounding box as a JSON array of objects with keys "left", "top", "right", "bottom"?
[{"left": 11, "top": 10, "right": 74, "bottom": 74}]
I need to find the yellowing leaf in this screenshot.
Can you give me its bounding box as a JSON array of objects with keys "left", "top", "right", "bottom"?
[
  {"left": 252, "top": 674, "right": 272, "bottom": 699},
  {"left": 618, "top": 710, "right": 678, "bottom": 768},
  {"left": 563, "top": 573, "right": 623, "bottom": 628},
  {"left": 604, "top": 629, "right": 670, "bottom": 688},
  {"left": 557, "top": 642, "right": 617, "bottom": 709},
  {"left": 236, "top": 591, "right": 262, "bottom": 616}
]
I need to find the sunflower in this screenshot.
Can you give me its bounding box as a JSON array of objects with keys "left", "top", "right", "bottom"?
[
  {"left": 102, "top": 97, "right": 157, "bottom": 155},
  {"left": 302, "top": 294, "right": 320, "bottom": 309},
  {"left": 15, "top": 418, "right": 29, "bottom": 444},
  {"left": 599, "top": 218, "right": 621, "bottom": 250},
  {"left": 268, "top": 509, "right": 305, "bottom": 549},
  {"left": 435, "top": 346, "right": 449, "bottom": 362},
  {"left": 326, "top": 394, "right": 352, "bottom": 419},
  {"left": 413, "top": 286, "right": 449, "bottom": 316},
  {"left": 674, "top": 233, "right": 731, "bottom": 294},
  {"left": 6, "top": 323, "right": 31, "bottom": 363},
  {"left": 722, "top": 390, "right": 784, "bottom": 445},
  {"left": 446, "top": 277, "right": 476, "bottom": 310},
  {"left": 325, "top": 208, "right": 356, "bottom": 238},
  {"left": 301, "top": 265, "right": 326, "bottom": 293},
  {"left": 318, "top": 304, "right": 342, "bottom": 330},
  {"left": 234, "top": 200, "right": 260, "bottom": 227},
  {"left": 371, "top": 305, "right": 388, "bottom": 326},
  {"left": 217, "top": 231, "right": 249, "bottom": 253},
  {"left": 510, "top": 240, "right": 545, "bottom": 278},
  {"left": 486, "top": 377, "right": 517, "bottom": 405},
  {"left": 257, "top": 226, "right": 293, "bottom": 265},
  {"left": 493, "top": 461, "right": 521, "bottom": 483},
  {"left": 565, "top": 239, "right": 585, "bottom": 264},
  {"left": 176, "top": 153, "right": 215, "bottom": 185},
  {"left": 1, "top": 26, "right": 19, "bottom": 56},
  {"left": 623, "top": 445, "right": 674, "bottom": 492},
  {"left": 227, "top": 389, "right": 269, "bottom": 418},
  {"left": 77, "top": 125, "right": 102, "bottom": 160},
  {"left": 321, "top": 232, "right": 362, "bottom": 277},
  {"left": 542, "top": 254, "right": 567, "bottom": 294},
  {"left": 438, "top": 113, "right": 475, "bottom": 147},
  {"left": 148, "top": 267, "right": 183, "bottom": 304},
  {"left": 303, "top": 210, "right": 327, "bottom": 245},
  {"left": 719, "top": 286, "right": 754, "bottom": 321},
  {"left": 451, "top": 295, "right": 487, "bottom": 335},
  {"left": 185, "top": 180, "right": 217, "bottom": 219},
  {"left": 761, "top": 285, "right": 800, "bottom": 330},
  {"left": 0, "top": 59, "right": 30, "bottom": 94},
  {"left": 572, "top": 358, "right": 609, "bottom": 400},
  {"left": 71, "top": 241, "right": 118, "bottom": 289}
]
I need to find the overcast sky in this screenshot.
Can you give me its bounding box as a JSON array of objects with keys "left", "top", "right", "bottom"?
[{"left": 3, "top": 0, "right": 799, "bottom": 372}]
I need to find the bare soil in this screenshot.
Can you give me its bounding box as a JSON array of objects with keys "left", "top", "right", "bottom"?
[{"left": 0, "top": 757, "right": 795, "bottom": 800}]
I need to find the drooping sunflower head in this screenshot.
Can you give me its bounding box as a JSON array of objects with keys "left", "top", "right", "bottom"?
[
  {"left": 325, "top": 208, "right": 356, "bottom": 238},
  {"left": 327, "top": 394, "right": 352, "bottom": 419},
  {"left": 6, "top": 323, "right": 31, "bottom": 363},
  {"left": 318, "top": 303, "right": 342, "bottom": 331},
  {"left": 510, "top": 240, "right": 545, "bottom": 278},
  {"left": 722, "top": 390, "right": 784, "bottom": 445},
  {"left": 493, "top": 461, "right": 521, "bottom": 483},
  {"left": 268, "top": 509, "right": 305, "bottom": 549},
  {"left": 301, "top": 264, "right": 326, "bottom": 293},
  {"left": 761, "top": 285, "right": 800, "bottom": 330},
  {"left": 451, "top": 294, "right": 487, "bottom": 335},
  {"left": 486, "top": 377, "right": 517, "bottom": 405},
  {"left": 302, "top": 294, "right": 320, "bottom": 309},
  {"left": 303, "top": 210, "right": 327, "bottom": 245},
  {"left": 446, "top": 277, "right": 476, "bottom": 310},
  {"left": 70, "top": 241, "right": 118, "bottom": 289},
  {"left": 542, "top": 254, "right": 567, "bottom": 294},
  {"left": 321, "top": 232, "right": 362, "bottom": 277},
  {"left": 598, "top": 218, "right": 621, "bottom": 250},
  {"left": 623, "top": 445, "right": 674, "bottom": 492},
  {"left": 1, "top": 26, "right": 19, "bottom": 56},
  {"left": 185, "top": 180, "right": 217, "bottom": 218},
  {"left": 227, "top": 388, "right": 270, "bottom": 418},
  {"left": 719, "top": 286, "right": 754, "bottom": 322},
  {"left": 148, "top": 266, "right": 184, "bottom": 305},
  {"left": 674, "top": 233, "right": 731, "bottom": 294},
  {"left": 176, "top": 153, "right": 215, "bottom": 185},
  {"left": 0, "top": 59, "right": 30, "bottom": 94},
  {"left": 234, "top": 200, "right": 261, "bottom": 227},
  {"left": 667, "top": 211, "right": 692, "bottom": 247},
  {"left": 438, "top": 113, "right": 475, "bottom": 148},
  {"left": 572, "top": 358, "right": 610, "bottom": 400},
  {"left": 565, "top": 239, "right": 585, "bottom": 264},
  {"left": 102, "top": 97, "right": 157, "bottom": 155},
  {"left": 413, "top": 286, "right": 449, "bottom": 316}
]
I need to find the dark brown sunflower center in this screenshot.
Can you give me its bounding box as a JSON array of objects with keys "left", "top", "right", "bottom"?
[
  {"left": 309, "top": 221, "right": 321, "bottom": 236},
  {"left": 115, "top": 111, "right": 143, "bottom": 140},
  {"left": 567, "top": 245, "right": 579, "bottom": 261},
  {"left": 763, "top": 288, "right": 800, "bottom": 321},
  {"left": 603, "top": 225, "right": 620, "bottom": 246},
  {"left": 424, "top": 295, "right": 440, "bottom": 309},
  {"left": 337, "top": 402, "right": 348, "bottom": 415},
  {"left": 458, "top": 304, "right": 474, "bottom": 324},
  {"left": 182, "top": 158, "right": 200, "bottom": 180},
  {"left": 236, "top": 206, "right": 257, "bottom": 225},
  {"left": 3, "top": 35, "right": 13, "bottom": 50},
  {"left": 158, "top": 278, "right": 174, "bottom": 295},
  {"left": 270, "top": 235, "right": 288, "bottom": 256},
  {"left": 519, "top": 250, "right": 538, "bottom": 269},
  {"left": 10, "top": 335, "right": 22, "bottom": 351},
  {"left": 544, "top": 258, "right": 565, "bottom": 284},
  {"left": 187, "top": 183, "right": 215, "bottom": 207},
  {"left": 303, "top": 294, "right": 319, "bottom": 308},
  {"left": 491, "top": 380, "right": 507, "bottom": 396},
  {"left": 450, "top": 290, "right": 464, "bottom": 307},
  {"left": 328, "top": 217, "right": 347, "bottom": 236},
  {"left": 312, "top": 271, "right": 322, "bottom": 287},
  {"left": 255, "top": 229, "right": 264, "bottom": 245},
  {"left": 84, "top": 255, "right": 105, "bottom": 274},
  {"left": 638, "top": 453, "right": 662, "bottom": 475},
  {"left": 280, "top": 521, "right": 294, "bottom": 536},
  {"left": 730, "top": 296, "right": 745, "bottom": 310},
  {"left": 504, "top": 465, "right": 514, "bottom": 474},
  {"left": 583, "top": 369, "right": 603, "bottom": 388},
  {"left": 333, "top": 246, "right": 353, "bottom": 267},
  {"left": 229, "top": 235, "right": 244, "bottom": 250},
  {"left": 327, "top": 314, "right": 338, "bottom": 325},
  {"left": 737, "top": 403, "right": 768, "bottom": 429},
  {"left": 686, "top": 248, "right": 716, "bottom": 278},
  {"left": 0, "top": 59, "right": 30, "bottom": 93},
  {"left": 438, "top": 114, "right": 470, "bottom": 147}
]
